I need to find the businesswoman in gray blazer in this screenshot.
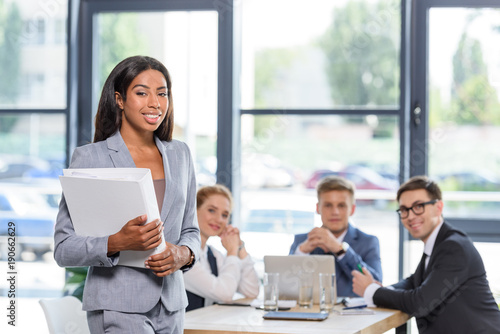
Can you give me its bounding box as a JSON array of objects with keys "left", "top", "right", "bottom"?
[{"left": 54, "top": 56, "right": 200, "bottom": 334}]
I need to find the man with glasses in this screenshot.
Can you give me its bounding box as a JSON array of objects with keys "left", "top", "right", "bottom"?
[{"left": 352, "top": 175, "right": 500, "bottom": 333}]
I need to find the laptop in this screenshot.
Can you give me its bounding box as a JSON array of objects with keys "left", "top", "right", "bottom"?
[{"left": 263, "top": 255, "right": 335, "bottom": 304}]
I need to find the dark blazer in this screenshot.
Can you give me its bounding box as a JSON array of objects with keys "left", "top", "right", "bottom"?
[
  {"left": 374, "top": 222, "right": 500, "bottom": 334},
  {"left": 289, "top": 224, "right": 382, "bottom": 297},
  {"left": 54, "top": 131, "right": 200, "bottom": 313}
]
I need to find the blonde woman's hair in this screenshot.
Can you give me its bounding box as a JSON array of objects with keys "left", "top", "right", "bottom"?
[{"left": 196, "top": 184, "right": 233, "bottom": 211}]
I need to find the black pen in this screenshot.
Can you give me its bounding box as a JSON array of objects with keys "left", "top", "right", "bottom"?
[
  {"left": 343, "top": 304, "right": 368, "bottom": 310},
  {"left": 214, "top": 302, "right": 249, "bottom": 307}
]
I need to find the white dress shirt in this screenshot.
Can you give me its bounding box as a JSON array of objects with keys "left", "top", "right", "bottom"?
[
  {"left": 363, "top": 221, "right": 444, "bottom": 306},
  {"left": 183, "top": 245, "right": 260, "bottom": 307},
  {"left": 294, "top": 229, "right": 348, "bottom": 260}
]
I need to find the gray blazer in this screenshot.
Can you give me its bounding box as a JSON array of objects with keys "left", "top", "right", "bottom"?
[{"left": 54, "top": 131, "right": 200, "bottom": 313}]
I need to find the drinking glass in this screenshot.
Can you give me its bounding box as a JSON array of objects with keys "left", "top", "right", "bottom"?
[
  {"left": 319, "top": 273, "right": 336, "bottom": 312},
  {"left": 263, "top": 272, "right": 279, "bottom": 311},
  {"left": 298, "top": 271, "right": 313, "bottom": 308}
]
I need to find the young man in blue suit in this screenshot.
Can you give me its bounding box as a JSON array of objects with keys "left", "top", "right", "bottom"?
[
  {"left": 352, "top": 176, "right": 500, "bottom": 333},
  {"left": 289, "top": 176, "right": 382, "bottom": 297}
]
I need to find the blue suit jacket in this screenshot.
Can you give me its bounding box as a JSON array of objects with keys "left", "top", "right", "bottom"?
[
  {"left": 374, "top": 222, "right": 500, "bottom": 333},
  {"left": 54, "top": 131, "right": 200, "bottom": 313},
  {"left": 289, "top": 224, "right": 382, "bottom": 297}
]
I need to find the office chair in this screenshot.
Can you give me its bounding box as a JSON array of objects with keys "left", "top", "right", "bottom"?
[{"left": 39, "top": 296, "right": 90, "bottom": 334}]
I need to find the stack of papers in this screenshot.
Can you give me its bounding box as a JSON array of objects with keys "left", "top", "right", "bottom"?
[
  {"left": 342, "top": 297, "right": 367, "bottom": 308},
  {"left": 250, "top": 299, "right": 297, "bottom": 309}
]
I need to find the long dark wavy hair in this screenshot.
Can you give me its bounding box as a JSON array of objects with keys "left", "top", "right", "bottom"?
[{"left": 93, "top": 55, "right": 174, "bottom": 143}]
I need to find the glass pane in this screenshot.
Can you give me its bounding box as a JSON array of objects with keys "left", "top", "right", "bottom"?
[
  {"left": 404, "top": 237, "right": 500, "bottom": 333},
  {"left": 476, "top": 242, "right": 500, "bottom": 302},
  {"left": 0, "top": 113, "right": 66, "bottom": 303},
  {"left": 404, "top": 239, "right": 500, "bottom": 331},
  {"left": 240, "top": 114, "right": 400, "bottom": 283},
  {"left": 0, "top": 0, "right": 68, "bottom": 109},
  {"left": 94, "top": 11, "right": 218, "bottom": 185},
  {"left": 428, "top": 8, "right": 500, "bottom": 218},
  {"left": 241, "top": 0, "right": 401, "bottom": 109}
]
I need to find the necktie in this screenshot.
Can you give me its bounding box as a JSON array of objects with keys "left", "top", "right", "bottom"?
[
  {"left": 207, "top": 246, "right": 218, "bottom": 277},
  {"left": 419, "top": 253, "right": 427, "bottom": 283}
]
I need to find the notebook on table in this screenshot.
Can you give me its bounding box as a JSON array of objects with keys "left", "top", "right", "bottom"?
[
  {"left": 263, "top": 311, "right": 329, "bottom": 321},
  {"left": 263, "top": 255, "right": 335, "bottom": 304}
]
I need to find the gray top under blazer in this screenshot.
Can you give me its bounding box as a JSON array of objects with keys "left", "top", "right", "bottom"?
[{"left": 54, "top": 131, "right": 201, "bottom": 313}]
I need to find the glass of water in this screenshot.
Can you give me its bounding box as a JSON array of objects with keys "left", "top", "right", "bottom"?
[
  {"left": 298, "top": 271, "right": 313, "bottom": 308},
  {"left": 319, "top": 273, "right": 336, "bottom": 312},
  {"left": 263, "top": 272, "right": 279, "bottom": 311}
]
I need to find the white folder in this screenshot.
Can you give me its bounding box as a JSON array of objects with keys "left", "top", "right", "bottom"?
[{"left": 59, "top": 168, "right": 166, "bottom": 268}]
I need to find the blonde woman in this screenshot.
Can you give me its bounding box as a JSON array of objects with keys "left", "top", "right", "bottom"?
[{"left": 184, "top": 184, "right": 259, "bottom": 311}]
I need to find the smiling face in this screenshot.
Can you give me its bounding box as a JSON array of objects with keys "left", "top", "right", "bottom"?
[
  {"left": 398, "top": 189, "right": 443, "bottom": 243},
  {"left": 316, "top": 190, "right": 355, "bottom": 237},
  {"left": 116, "top": 69, "right": 168, "bottom": 136},
  {"left": 197, "top": 194, "right": 231, "bottom": 243}
]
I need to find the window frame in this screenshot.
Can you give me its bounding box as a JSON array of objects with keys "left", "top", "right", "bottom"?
[
  {"left": 72, "top": 0, "right": 237, "bottom": 191},
  {"left": 412, "top": 0, "right": 500, "bottom": 243},
  {"left": 238, "top": 0, "right": 411, "bottom": 279}
]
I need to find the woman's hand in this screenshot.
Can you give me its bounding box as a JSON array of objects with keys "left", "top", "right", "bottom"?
[
  {"left": 107, "top": 215, "right": 163, "bottom": 256},
  {"left": 220, "top": 225, "right": 241, "bottom": 257},
  {"left": 225, "top": 225, "right": 249, "bottom": 259},
  {"left": 145, "top": 243, "right": 191, "bottom": 277}
]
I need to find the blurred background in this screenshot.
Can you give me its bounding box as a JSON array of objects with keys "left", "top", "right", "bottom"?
[{"left": 1, "top": 0, "right": 500, "bottom": 332}]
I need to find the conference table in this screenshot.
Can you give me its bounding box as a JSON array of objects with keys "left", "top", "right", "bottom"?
[{"left": 184, "top": 303, "right": 410, "bottom": 334}]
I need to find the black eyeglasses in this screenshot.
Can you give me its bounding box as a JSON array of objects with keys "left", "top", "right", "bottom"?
[{"left": 396, "top": 200, "right": 438, "bottom": 219}]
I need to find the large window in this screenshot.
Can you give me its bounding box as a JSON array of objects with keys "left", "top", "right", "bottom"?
[
  {"left": 0, "top": 0, "right": 67, "bottom": 109},
  {"left": 428, "top": 8, "right": 500, "bottom": 218},
  {"left": 0, "top": 1, "right": 68, "bottom": 332},
  {"left": 238, "top": 0, "right": 403, "bottom": 286},
  {"left": 239, "top": 114, "right": 401, "bottom": 281},
  {"left": 241, "top": 0, "right": 401, "bottom": 110},
  {"left": 2, "top": 1, "right": 500, "bottom": 333},
  {"left": 410, "top": 1, "right": 500, "bottom": 330},
  {"left": 93, "top": 11, "right": 219, "bottom": 183}
]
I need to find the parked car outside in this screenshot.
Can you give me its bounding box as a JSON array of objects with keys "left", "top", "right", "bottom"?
[
  {"left": 304, "top": 169, "right": 337, "bottom": 189},
  {"left": 304, "top": 165, "right": 398, "bottom": 209},
  {"left": 0, "top": 183, "right": 59, "bottom": 260},
  {"left": 437, "top": 171, "right": 500, "bottom": 192},
  {"left": 241, "top": 153, "right": 296, "bottom": 189},
  {"left": 0, "top": 154, "right": 55, "bottom": 180},
  {"left": 305, "top": 165, "right": 398, "bottom": 191}
]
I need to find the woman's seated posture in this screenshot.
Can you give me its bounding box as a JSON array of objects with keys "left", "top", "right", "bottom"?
[{"left": 184, "top": 184, "right": 259, "bottom": 311}]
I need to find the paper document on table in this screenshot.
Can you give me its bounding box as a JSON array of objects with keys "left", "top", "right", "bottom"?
[
  {"left": 59, "top": 168, "right": 165, "bottom": 268},
  {"left": 250, "top": 299, "right": 297, "bottom": 309},
  {"left": 335, "top": 309, "right": 375, "bottom": 315},
  {"left": 342, "top": 297, "right": 366, "bottom": 308}
]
